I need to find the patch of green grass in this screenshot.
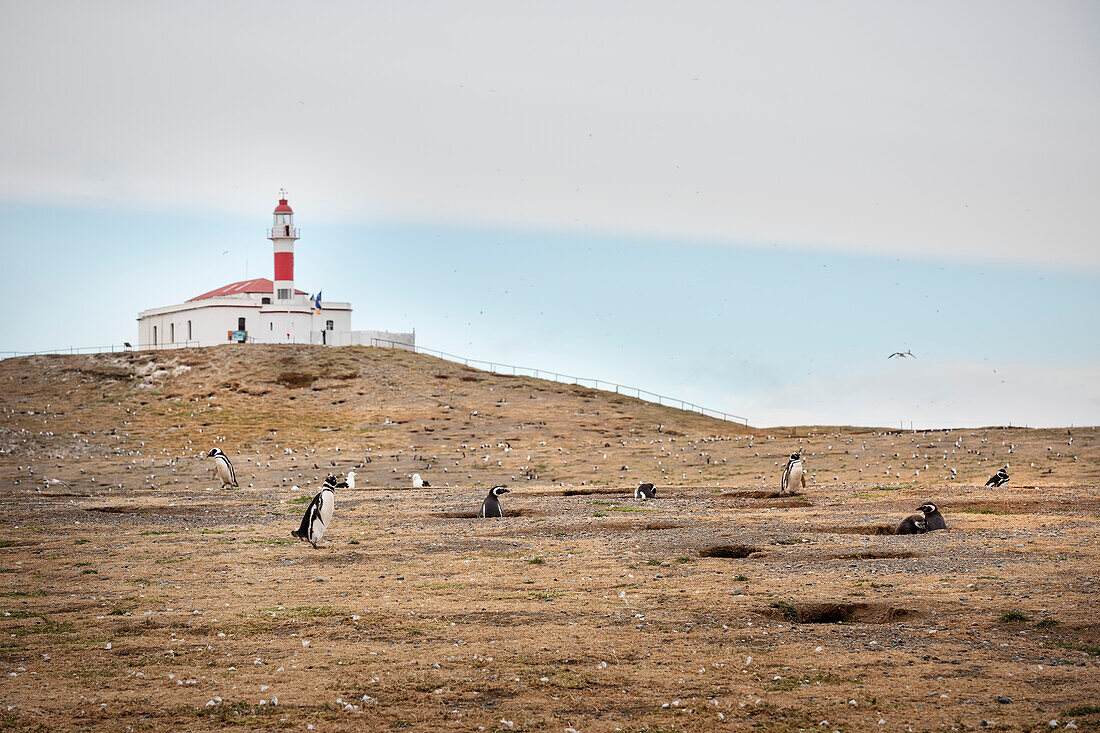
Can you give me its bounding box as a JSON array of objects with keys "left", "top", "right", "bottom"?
[
  {"left": 526, "top": 556, "right": 545, "bottom": 565},
  {"left": 1064, "top": 705, "right": 1100, "bottom": 716},
  {"left": 961, "top": 507, "right": 1009, "bottom": 515},
  {"left": 592, "top": 512, "right": 607, "bottom": 518},
  {"left": 1035, "top": 618, "right": 1059, "bottom": 628},
  {"left": 609, "top": 505, "right": 658, "bottom": 512},
  {"left": 976, "top": 575, "right": 1003, "bottom": 580},
  {"left": 1054, "top": 641, "right": 1100, "bottom": 657},
  {"left": 645, "top": 559, "right": 662, "bottom": 566},
  {"left": 709, "top": 489, "right": 724, "bottom": 494},
  {"left": 588, "top": 499, "right": 613, "bottom": 506},
  {"left": 999, "top": 610, "right": 1030, "bottom": 622},
  {"left": 675, "top": 556, "right": 694, "bottom": 564},
  {"left": 769, "top": 599, "right": 800, "bottom": 622},
  {"left": 139, "top": 530, "right": 175, "bottom": 536},
  {"left": 733, "top": 574, "right": 749, "bottom": 582},
  {"left": 155, "top": 555, "right": 190, "bottom": 564},
  {"left": 290, "top": 495, "right": 315, "bottom": 505},
  {"left": 857, "top": 492, "right": 891, "bottom": 499},
  {"left": 243, "top": 537, "right": 295, "bottom": 546},
  {"left": 0, "top": 541, "right": 13, "bottom": 548},
  {"left": 870, "top": 485, "right": 903, "bottom": 491},
  {"left": 73, "top": 539, "right": 90, "bottom": 545}
]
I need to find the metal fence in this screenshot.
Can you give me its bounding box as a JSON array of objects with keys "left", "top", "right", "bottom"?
[
  {"left": 0, "top": 341, "right": 200, "bottom": 358},
  {"left": 369, "top": 338, "right": 748, "bottom": 425},
  {"left": 0, "top": 338, "right": 748, "bottom": 425}
]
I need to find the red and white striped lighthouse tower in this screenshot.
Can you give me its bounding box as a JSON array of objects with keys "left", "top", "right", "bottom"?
[{"left": 269, "top": 189, "right": 300, "bottom": 303}]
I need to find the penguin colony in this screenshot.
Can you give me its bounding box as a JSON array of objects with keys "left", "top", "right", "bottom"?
[{"left": 194, "top": 433, "right": 1032, "bottom": 546}]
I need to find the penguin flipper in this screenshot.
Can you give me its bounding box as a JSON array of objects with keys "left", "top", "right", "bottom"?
[{"left": 296, "top": 493, "right": 322, "bottom": 538}]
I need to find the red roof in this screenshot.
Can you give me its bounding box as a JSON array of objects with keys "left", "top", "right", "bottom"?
[
  {"left": 274, "top": 198, "right": 293, "bottom": 214},
  {"left": 188, "top": 278, "right": 307, "bottom": 302}
]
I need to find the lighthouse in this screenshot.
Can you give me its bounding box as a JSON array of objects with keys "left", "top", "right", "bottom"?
[
  {"left": 269, "top": 189, "right": 300, "bottom": 303},
  {"left": 136, "top": 192, "right": 414, "bottom": 350}
]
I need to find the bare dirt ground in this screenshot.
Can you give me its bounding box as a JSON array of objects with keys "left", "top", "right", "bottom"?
[{"left": 0, "top": 345, "right": 1096, "bottom": 732}]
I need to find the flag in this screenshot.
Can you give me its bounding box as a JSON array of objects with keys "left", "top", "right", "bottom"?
[{"left": 312, "top": 291, "right": 322, "bottom": 315}]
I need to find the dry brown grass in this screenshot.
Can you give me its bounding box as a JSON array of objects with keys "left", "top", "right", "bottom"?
[{"left": 0, "top": 345, "right": 1097, "bottom": 731}]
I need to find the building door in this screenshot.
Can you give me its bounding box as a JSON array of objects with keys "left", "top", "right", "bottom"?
[{"left": 237, "top": 317, "right": 246, "bottom": 331}]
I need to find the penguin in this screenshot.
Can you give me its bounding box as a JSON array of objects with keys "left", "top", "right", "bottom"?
[
  {"left": 477, "top": 486, "right": 509, "bottom": 518},
  {"left": 984, "top": 466, "right": 1009, "bottom": 487},
  {"left": 207, "top": 448, "right": 237, "bottom": 488},
  {"left": 412, "top": 473, "right": 430, "bottom": 488},
  {"left": 634, "top": 482, "right": 657, "bottom": 500},
  {"left": 780, "top": 452, "right": 805, "bottom": 494},
  {"left": 894, "top": 502, "right": 947, "bottom": 535},
  {"left": 292, "top": 474, "right": 338, "bottom": 548}
]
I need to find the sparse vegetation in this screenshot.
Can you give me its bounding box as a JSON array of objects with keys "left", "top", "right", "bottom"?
[{"left": 999, "top": 610, "right": 1030, "bottom": 622}]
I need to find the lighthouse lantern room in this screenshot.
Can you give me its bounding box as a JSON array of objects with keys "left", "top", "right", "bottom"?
[{"left": 136, "top": 193, "right": 414, "bottom": 350}]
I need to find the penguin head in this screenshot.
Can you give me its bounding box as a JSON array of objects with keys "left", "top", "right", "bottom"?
[
  {"left": 323, "top": 474, "right": 338, "bottom": 489},
  {"left": 207, "top": 448, "right": 219, "bottom": 457},
  {"left": 789, "top": 452, "right": 801, "bottom": 461},
  {"left": 917, "top": 502, "right": 938, "bottom": 515},
  {"left": 491, "top": 486, "right": 509, "bottom": 496}
]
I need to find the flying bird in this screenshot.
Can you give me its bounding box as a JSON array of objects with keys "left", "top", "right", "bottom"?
[{"left": 888, "top": 350, "right": 915, "bottom": 359}]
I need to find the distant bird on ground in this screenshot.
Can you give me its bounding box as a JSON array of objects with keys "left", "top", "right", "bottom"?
[
  {"left": 123, "top": 342, "right": 132, "bottom": 349},
  {"left": 477, "top": 486, "right": 509, "bottom": 518},
  {"left": 780, "top": 452, "right": 806, "bottom": 494},
  {"left": 985, "top": 466, "right": 1010, "bottom": 487},
  {"left": 292, "top": 474, "right": 338, "bottom": 548},
  {"left": 412, "top": 473, "right": 430, "bottom": 488},
  {"left": 894, "top": 502, "right": 947, "bottom": 535},
  {"left": 207, "top": 448, "right": 237, "bottom": 488},
  {"left": 40, "top": 477, "right": 71, "bottom": 492},
  {"left": 888, "top": 350, "right": 915, "bottom": 359},
  {"left": 338, "top": 471, "right": 357, "bottom": 489},
  {"left": 634, "top": 482, "right": 657, "bottom": 500}
]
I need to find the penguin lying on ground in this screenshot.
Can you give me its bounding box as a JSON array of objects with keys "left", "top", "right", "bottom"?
[
  {"left": 634, "top": 482, "right": 657, "bottom": 500},
  {"left": 984, "top": 466, "right": 1009, "bottom": 487},
  {"left": 292, "top": 474, "right": 338, "bottom": 548},
  {"left": 208, "top": 448, "right": 237, "bottom": 488},
  {"left": 894, "top": 502, "right": 947, "bottom": 535},
  {"left": 412, "top": 473, "right": 430, "bottom": 488},
  {"left": 477, "top": 486, "right": 509, "bottom": 518},
  {"left": 780, "top": 452, "right": 806, "bottom": 494}
]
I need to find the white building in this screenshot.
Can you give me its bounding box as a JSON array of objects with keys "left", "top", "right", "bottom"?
[{"left": 137, "top": 195, "right": 413, "bottom": 350}]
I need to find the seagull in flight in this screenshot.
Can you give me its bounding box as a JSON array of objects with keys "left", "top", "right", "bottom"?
[{"left": 888, "top": 350, "right": 915, "bottom": 359}]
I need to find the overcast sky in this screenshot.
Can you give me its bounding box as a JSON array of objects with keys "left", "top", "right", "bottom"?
[{"left": 2, "top": 1, "right": 1098, "bottom": 426}]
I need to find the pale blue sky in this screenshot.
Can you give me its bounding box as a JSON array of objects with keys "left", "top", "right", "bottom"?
[{"left": 2, "top": 1, "right": 1098, "bottom": 426}]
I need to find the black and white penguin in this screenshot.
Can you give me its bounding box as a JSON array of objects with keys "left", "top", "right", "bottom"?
[
  {"left": 634, "top": 482, "right": 657, "bottom": 500},
  {"left": 292, "top": 474, "right": 338, "bottom": 548},
  {"left": 780, "top": 452, "right": 806, "bottom": 494},
  {"left": 208, "top": 448, "right": 237, "bottom": 488},
  {"left": 984, "top": 466, "right": 1009, "bottom": 487},
  {"left": 894, "top": 502, "right": 947, "bottom": 535},
  {"left": 477, "top": 486, "right": 509, "bottom": 518}
]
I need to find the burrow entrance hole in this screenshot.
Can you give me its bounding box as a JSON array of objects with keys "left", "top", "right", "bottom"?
[
  {"left": 765, "top": 601, "right": 919, "bottom": 624},
  {"left": 818, "top": 524, "right": 896, "bottom": 536},
  {"left": 698, "top": 545, "right": 760, "bottom": 559}
]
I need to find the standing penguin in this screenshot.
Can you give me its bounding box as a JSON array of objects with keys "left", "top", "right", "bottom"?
[
  {"left": 634, "top": 482, "right": 657, "bottom": 500},
  {"left": 894, "top": 502, "right": 947, "bottom": 535},
  {"left": 208, "top": 448, "right": 237, "bottom": 488},
  {"left": 780, "top": 452, "right": 806, "bottom": 495},
  {"left": 292, "top": 474, "right": 338, "bottom": 548},
  {"left": 984, "top": 466, "right": 1010, "bottom": 487},
  {"left": 477, "top": 486, "right": 509, "bottom": 518}
]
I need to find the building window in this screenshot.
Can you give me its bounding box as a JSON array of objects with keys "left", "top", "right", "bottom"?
[
  {"left": 187, "top": 320, "right": 192, "bottom": 341},
  {"left": 269, "top": 322, "right": 273, "bottom": 331},
  {"left": 326, "top": 320, "right": 334, "bottom": 331},
  {"left": 237, "top": 317, "right": 246, "bottom": 331},
  {"left": 170, "top": 323, "right": 175, "bottom": 343},
  {"left": 261, "top": 297, "right": 271, "bottom": 304},
  {"left": 152, "top": 325, "right": 157, "bottom": 345},
  {"left": 277, "top": 289, "right": 291, "bottom": 300}
]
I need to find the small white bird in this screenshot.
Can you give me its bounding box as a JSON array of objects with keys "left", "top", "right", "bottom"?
[{"left": 411, "top": 473, "right": 430, "bottom": 488}]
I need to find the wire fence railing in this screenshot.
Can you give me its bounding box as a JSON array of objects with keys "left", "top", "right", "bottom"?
[
  {"left": 0, "top": 341, "right": 201, "bottom": 358},
  {"left": 369, "top": 338, "right": 748, "bottom": 425},
  {"left": 0, "top": 338, "right": 749, "bottom": 425}
]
